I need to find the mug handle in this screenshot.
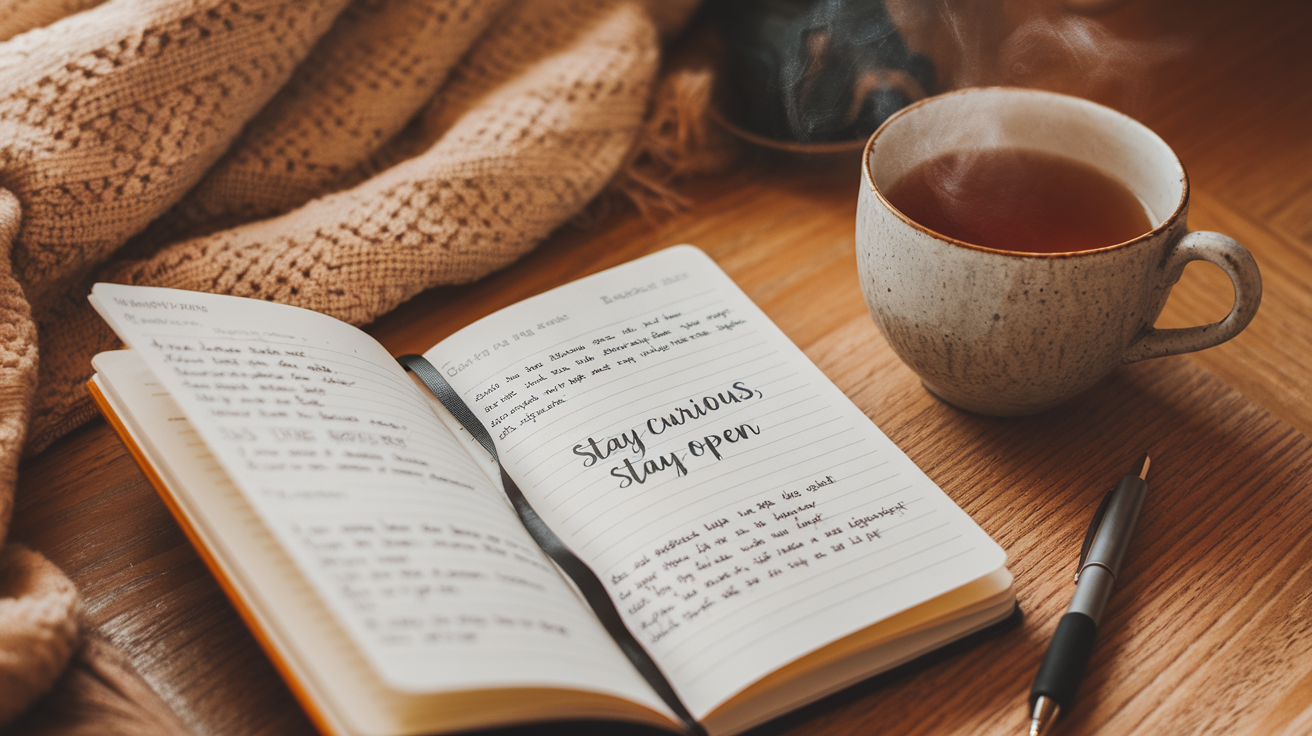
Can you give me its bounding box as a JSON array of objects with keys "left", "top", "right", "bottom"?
[{"left": 1122, "top": 231, "right": 1263, "bottom": 363}]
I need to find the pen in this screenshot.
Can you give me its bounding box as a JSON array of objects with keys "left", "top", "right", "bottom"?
[{"left": 1027, "top": 453, "right": 1150, "bottom": 736}]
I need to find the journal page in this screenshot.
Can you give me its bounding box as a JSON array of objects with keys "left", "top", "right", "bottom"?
[
  {"left": 89, "top": 284, "right": 669, "bottom": 714},
  {"left": 424, "top": 246, "right": 1008, "bottom": 717}
]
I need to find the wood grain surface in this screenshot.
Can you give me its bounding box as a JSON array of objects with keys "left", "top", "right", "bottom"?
[{"left": 10, "top": 0, "right": 1312, "bottom": 735}]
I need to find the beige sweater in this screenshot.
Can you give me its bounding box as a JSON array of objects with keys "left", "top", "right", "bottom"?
[{"left": 0, "top": 0, "right": 707, "bottom": 729}]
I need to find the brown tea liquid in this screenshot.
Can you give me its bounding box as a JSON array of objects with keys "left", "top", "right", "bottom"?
[{"left": 883, "top": 148, "right": 1153, "bottom": 253}]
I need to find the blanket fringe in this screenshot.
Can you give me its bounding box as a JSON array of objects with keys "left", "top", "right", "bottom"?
[{"left": 607, "top": 30, "right": 739, "bottom": 221}]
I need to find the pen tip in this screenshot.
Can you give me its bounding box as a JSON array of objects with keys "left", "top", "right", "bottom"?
[
  {"left": 1134, "top": 453, "right": 1151, "bottom": 480},
  {"left": 1029, "top": 696, "right": 1059, "bottom": 736}
]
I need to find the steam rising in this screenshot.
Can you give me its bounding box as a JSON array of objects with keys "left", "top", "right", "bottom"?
[
  {"left": 720, "top": 0, "right": 1189, "bottom": 149},
  {"left": 863, "top": 0, "right": 1191, "bottom": 237},
  {"left": 886, "top": 0, "right": 1189, "bottom": 110},
  {"left": 998, "top": 13, "right": 1188, "bottom": 110}
]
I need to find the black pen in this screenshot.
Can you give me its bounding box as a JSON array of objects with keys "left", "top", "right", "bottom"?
[{"left": 1027, "top": 454, "right": 1150, "bottom": 736}]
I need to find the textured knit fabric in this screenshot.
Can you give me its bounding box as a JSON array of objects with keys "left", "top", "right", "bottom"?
[
  {"left": 0, "top": 0, "right": 702, "bottom": 728},
  {"left": 0, "top": 0, "right": 108, "bottom": 43},
  {"left": 0, "top": 544, "right": 82, "bottom": 725}
]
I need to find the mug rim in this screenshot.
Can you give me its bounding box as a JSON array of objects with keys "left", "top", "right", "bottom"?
[{"left": 862, "top": 86, "right": 1189, "bottom": 259}]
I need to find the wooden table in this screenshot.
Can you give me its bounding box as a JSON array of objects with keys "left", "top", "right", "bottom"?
[{"left": 12, "top": 0, "right": 1312, "bottom": 734}]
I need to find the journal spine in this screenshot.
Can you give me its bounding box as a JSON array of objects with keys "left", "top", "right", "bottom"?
[{"left": 398, "top": 354, "right": 706, "bottom": 736}]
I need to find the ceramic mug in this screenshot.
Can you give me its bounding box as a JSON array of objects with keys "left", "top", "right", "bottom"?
[{"left": 856, "top": 87, "right": 1262, "bottom": 416}]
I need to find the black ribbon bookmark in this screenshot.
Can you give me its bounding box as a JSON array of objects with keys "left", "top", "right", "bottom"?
[{"left": 398, "top": 354, "right": 707, "bottom": 736}]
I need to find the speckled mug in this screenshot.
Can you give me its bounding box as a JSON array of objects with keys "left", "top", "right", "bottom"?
[{"left": 857, "top": 87, "right": 1262, "bottom": 416}]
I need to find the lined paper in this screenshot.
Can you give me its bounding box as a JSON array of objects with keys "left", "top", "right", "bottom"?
[
  {"left": 89, "top": 285, "right": 666, "bottom": 708},
  {"left": 426, "top": 246, "right": 1007, "bottom": 717}
]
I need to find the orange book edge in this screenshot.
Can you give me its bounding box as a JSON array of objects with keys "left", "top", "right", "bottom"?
[{"left": 87, "top": 378, "right": 343, "bottom": 736}]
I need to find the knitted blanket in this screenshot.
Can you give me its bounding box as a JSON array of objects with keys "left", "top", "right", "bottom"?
[{"left": 0, "top": 0, "right": 708, "bottom": 729}]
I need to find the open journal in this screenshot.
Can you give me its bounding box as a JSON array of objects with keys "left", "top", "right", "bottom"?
[{"left": 88, "top": 245, "right": 1015, "bottom": 736}]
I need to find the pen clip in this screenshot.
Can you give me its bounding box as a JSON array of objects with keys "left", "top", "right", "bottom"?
[{"left": 1076, "top": 488, "right": 1113, "bottom": 583}]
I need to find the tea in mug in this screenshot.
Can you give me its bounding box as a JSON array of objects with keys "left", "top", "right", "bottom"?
[{"left": 883, "top": 148, "right": 1153, "bottom": 254}]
